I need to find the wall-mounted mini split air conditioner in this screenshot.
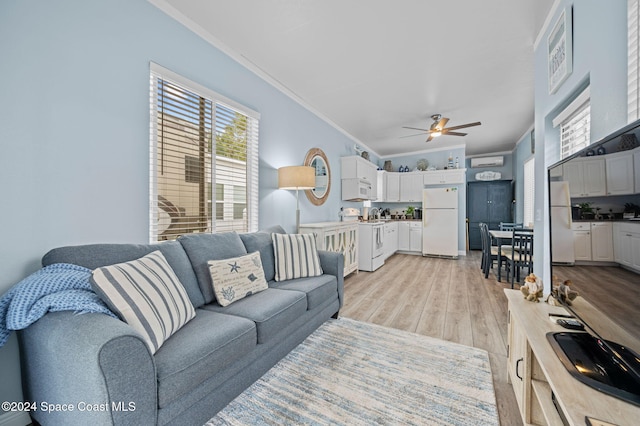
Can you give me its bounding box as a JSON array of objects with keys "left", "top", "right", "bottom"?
[{"left": 470, "top": 156, "right": 504, "bottom": 168}]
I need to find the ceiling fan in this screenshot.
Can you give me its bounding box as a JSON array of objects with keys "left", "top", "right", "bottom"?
[{"left": 402, "top": 114, "right": 481, "bottom": 142}]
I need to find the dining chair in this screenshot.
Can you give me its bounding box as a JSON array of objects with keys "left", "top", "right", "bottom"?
[
  {"left": 480, "top": 223, "right": 504, "bottom": 279},
  {"left": 499, "top": 222, "right": 524, "bottom": 231},
  {"left": 501, "top": 229, "right": 534, "bottom": 288}
]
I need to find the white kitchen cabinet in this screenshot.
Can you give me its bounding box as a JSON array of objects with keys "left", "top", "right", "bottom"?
[
  {"left": 299, "top": 221, "right": 358, "bottom": 276},
  {"left": 376, "top": 171, "right": 386, "bottom": 201},
  {"left": 573, "top": 222, "right": 614, "bottom": 262},
  {"left": 605, "top": 151, "right": 634, "bottom": 195},
  {"left": 383, "top": 221, "right": 398, "bottom": 259},
  {"left": 341, "top": 156, "right": 378, "bottom": 196},
  {"left": 398, "top": 222, "right": 410, "bottom": 251},
  {"left": 397, "top": 221, "right": 421, "bottom": 252},
  {"left": 409, "top": 222, "right": 422, "bottom": 252},
  {"left": 422, "top": 169, "right": 465, "bottom": 185},
  {"left": 590, "top": 222, "right": 614, "bottom": 261},
  {"left": 386, "top": 172, "right": 400, "bottom": 202},
  {"left": 399, "top": 173, "right": 423, "bottom": 202},
  {"left": 613, "top": 222, "right": 640, "bottom": 272},
  {"left": 635, "top": 149, "right": 640, "bottom": 193},
  {"left": 572, "top": 223, "right": 592, "bottom": 262},
  {"left": 563, "top": 157, "right": 606, "bottom": 197}
]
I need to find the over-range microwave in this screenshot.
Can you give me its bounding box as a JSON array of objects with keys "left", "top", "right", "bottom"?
[{"left": 342, "top": 178, "right": 372, "bottom": 201}]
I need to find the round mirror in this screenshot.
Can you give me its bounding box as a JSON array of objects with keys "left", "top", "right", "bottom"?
[{"left": 303, "top": 148, "right": 331, "bottom": 206}]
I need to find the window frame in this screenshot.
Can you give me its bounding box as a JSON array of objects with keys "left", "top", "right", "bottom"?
[{"left": 149, "top": 63, "right": 260, "bottom": 242}]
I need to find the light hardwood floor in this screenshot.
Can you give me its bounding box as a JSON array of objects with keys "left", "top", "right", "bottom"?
[{"left": 340, "top": 251, "right": 640, "bottom": 426}]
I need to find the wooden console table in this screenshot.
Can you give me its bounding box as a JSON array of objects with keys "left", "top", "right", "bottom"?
[{"left": 505, "top": 289, "right": 640, "bottom": 426}]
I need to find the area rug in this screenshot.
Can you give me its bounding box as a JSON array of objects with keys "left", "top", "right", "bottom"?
[{"left": 206, "top": 318, "right": 498, "bottom": 425}]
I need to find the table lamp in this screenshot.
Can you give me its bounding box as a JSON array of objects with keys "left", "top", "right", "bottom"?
[{"left": 278, "top": 166, "right": 316, "bottom": 232}]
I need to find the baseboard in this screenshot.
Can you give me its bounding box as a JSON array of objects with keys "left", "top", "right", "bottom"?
[{"left": 0, "top": 411, "right": 31, "bottom": 426}]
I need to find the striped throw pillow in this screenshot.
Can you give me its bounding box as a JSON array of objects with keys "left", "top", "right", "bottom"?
[
  {"left": 91, "top": 250, "right": 196, "bottom": 354},
  {"left": 272, "top": 233, "right": 323, "bottom": 282}
]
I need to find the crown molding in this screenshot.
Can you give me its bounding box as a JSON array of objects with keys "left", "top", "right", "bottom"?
[{"left": 148, "top": 0, "right": 379, "bottom": 157}]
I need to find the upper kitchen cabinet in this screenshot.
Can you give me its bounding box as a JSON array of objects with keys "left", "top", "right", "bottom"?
[
  {"left": 423, "top": 169, "right": 465, "bottom": 185},
  {"left": 563, "top": 157, "right": 606, "bottom": 197},
  {"left": 341, "top": 156, "right": 378, "bottom": 200},
  {"left": 399, "top": 173, "right": 423, "bottom": 202},
  {"left": 604, "top": 151, "right": 633, "bottom": 196}
]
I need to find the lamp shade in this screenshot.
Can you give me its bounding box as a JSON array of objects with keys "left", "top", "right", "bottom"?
[{"left": 278, "top": 166, "right": 316, "bottom": 190}]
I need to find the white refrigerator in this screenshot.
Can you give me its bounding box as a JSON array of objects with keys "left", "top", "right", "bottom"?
[
  {"left": 550, "top": 181, "right": 575, "bottom": 264},
  {"left": 422, "top": 187, "right": 459, "bottom": 258}
]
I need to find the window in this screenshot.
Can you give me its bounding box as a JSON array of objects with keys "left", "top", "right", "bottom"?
[
  {"left": 552, "top": 87, "right": 591, "bottom": 159},
  {"left": 523, "top": 157, "right": 535, "bottom": 227},
  {"left": 629, "top": 0, "right": 640, "bottom": 122},
  {"left": 149, "top": 63, "right": 259, "bottom": 242}
]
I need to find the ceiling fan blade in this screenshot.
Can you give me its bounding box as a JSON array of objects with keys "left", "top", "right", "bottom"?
[
  {"left": 426, "top": 134, "right": 434, "bottom": 142},
  {"left": 442, "top": 121, "right": 481, "bottom": 131},
  {"left": 436, "top": 117, "right": 449, "bottom": 129},
  {"left": 402, "top": 126, "right": 430, "bottom": 132},
  {"left": 400, "top": 132, "right": 429, "bottom": 138},
  {"left": 442, "top": 131, "right": 467, "bottom": 136}
]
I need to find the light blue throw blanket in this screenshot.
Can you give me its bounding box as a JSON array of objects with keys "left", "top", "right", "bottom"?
[{"left": 0, "top": 263, "right": 117, "bottom": 347}]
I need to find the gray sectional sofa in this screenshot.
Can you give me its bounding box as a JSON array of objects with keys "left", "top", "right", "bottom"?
[{"left": 17, "top": 226, "right": 344, "bottom": 426}]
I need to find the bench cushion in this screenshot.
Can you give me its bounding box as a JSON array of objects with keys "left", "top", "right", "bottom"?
[
  {"left": 201, "top": 288, "right": 306, "bottom": 344},
  {"left": 270, "top": 275, "right": 338, "bottom": 310},
  {"left": 154, "top": 309, "right": 256, "bottom": 408}
]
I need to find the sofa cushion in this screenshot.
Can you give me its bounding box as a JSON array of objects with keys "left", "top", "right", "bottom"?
[
  {"left": 239, "top": 225, "right": 286, "bottom": 282},
  {"left": 154, "top": 309, "right": 256, "bottom": 408},
  {"left": 269, "top": 274, "right": 338, "bottom": 310},
  {"left": 91, "top": 251, "right": 196, "bottom": 354},
  {"left": 201, "top": 288, "right": 306, "bottom": 344},
  {"left": 207, "top": 251, "right": 268, "bottom": 307},
  {"left": 42, "top": 240, "right": 205, "bottom": 308},
  {"left": 178, "top": 232, "right": 248, "bottom": 304},
  {"left": 272, "top": 233, "right": 323, "bottom": 281}
]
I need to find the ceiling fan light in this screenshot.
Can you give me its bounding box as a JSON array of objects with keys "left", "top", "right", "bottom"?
[{"left": 431, "top": 131, "right": 442, "bottom": 137}]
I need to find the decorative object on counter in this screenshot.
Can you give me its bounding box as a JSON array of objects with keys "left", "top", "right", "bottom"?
[
  {"left": 596, "top": 146, "right": 606, "bottom": 155},
  {"left": 303, "top": 148, "right": 331, "bottom": 206},
  {"left": 475, "top": 171, "right": 502, "bottom": 181},
  {"left": 383, "top": 160, "right": 393, "bottom": 172},
  {"left": 416, "top": 158, "right": 428, "bottom": 171},
  {"left": 447, "top": 153, "right": 454, "bottom": 169},
  {"left": 624, "top": 203, "right": 640, "bottom": 218},
  {"left": 578, "top": 202, "right": 594, "bottom": 219},
  {"left": 455, "top": 157, "right": 460, "bottom": 169},
  {"left": 520, "top": 274, "right": 543, "bottom": 303},
  {"left": 618, "top": 133, "right": 639, "bottom": 151},
  {"left": 361, "top": 151, "right": 370, "bottom": 160},
  {"left": 353, "top": 144, "right": 364, "bottom": 156},
  {"left": 278, "top": 165, "right": 316, "bottom": 232},
  {"left": 547, "top": 276, "right": 578, "bottom": 306},
  {"left": 398, "top": 165, "right": 404, "bottom": 172},
  {"left": 595, "top": 207, "right": 603, "bottom": 220},
  {"left": 405, "top": 206, "right": 414, "bottom": 219},
  {"left": 427, "top": 165, "right": 437, "bottom": 171},
  {"left": 586, "top": 149, "right": 595, "bottom": 156},
  {"left": 404, "top": 165, "right": 410, "bottom": 172}
]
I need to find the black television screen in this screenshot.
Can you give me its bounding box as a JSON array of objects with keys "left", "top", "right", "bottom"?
[{"left": 547, "top": 118, "right": 640, "bottom": 403}]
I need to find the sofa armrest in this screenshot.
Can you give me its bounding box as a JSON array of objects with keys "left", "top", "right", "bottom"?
[
  {"left": 18, "top": 311, "right": 156, "bottom": 426},
  {"left": 318, "top": 250, "right": 344, "bottom": 308}
]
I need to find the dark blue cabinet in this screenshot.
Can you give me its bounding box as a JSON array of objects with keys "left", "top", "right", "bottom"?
[{"left": 467, "top": 181, "right": 513, "bottom": 250}]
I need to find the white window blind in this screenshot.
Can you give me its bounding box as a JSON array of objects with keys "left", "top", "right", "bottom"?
[
  {"left": 149, "top": 63, "right": 259, "bottom": 242},
  {"left": 523, "top": 157, "right": 535, "bottom": 227},
  {"left": 629, "top": 0, "right": 640, "bottom": 122},
  {"left": 552, "top": 87, "right": 591, "bottom": 159}
]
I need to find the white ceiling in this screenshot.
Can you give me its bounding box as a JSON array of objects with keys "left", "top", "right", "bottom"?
[{"left": 158, "top": 0, "right": 556, "bottom": 157}]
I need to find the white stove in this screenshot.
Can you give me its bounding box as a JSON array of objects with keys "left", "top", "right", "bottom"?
[{"left": 358, "top": 221, "right": 385, "bottom": 271}]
